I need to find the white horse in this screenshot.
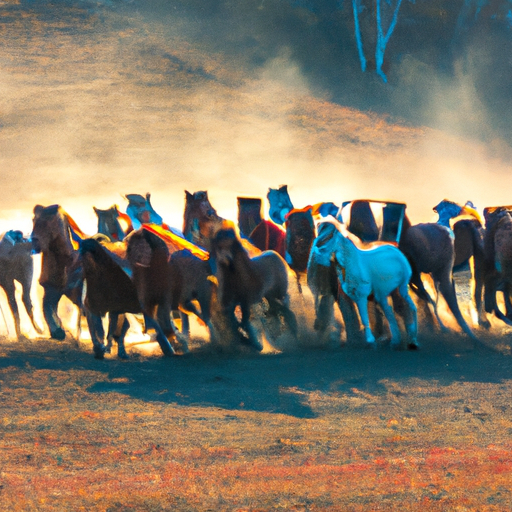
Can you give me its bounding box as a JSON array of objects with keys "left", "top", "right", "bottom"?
[{"left": 316, "top": 218, "right": 418, "bottom": 349}]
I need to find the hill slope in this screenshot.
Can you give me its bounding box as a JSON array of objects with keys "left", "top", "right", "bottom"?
[{"left": 0, "top": 0, "right": 511, "bottom": 233}]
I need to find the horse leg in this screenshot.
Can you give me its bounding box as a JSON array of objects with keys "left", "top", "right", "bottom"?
[
  {"left": 436, "top": 271, "right": 478, "bottom": 341},
  {"left": 112, "top": 314, "right": 130, "bottom": 360},
  {"left": 409, "top": 271, "right": 448, "bottom": 333},
  {"left": 354, "top": 297, "right": 376, "bottom": 348},
  {"left": 105, "top": 313, "right": 118, "bottom": 353},
  {"left": 239, "top": 303, "right": 263, "bottom": 351},
  {"left": 3, "top": 280, "right": 22, "bottom": 339},
  {"left": 336, "top": 287, "right": 362, "bottom": 343},
  {"left": 314, "top": 293, "right": 336, "bottom": 340},
  {"left": 84, "top": 311, "right": 107, "bottom": 359},
  {"left": 144, "top": 314, "right": 176, "bottom": 356},
  {"left": 471, "top": 256, "right": 490, "bottom": 329},
  {"left": 375, "top": 295, "right": 402, "bottom": 348},
  {"left": 268, "top": 296, "right": 298, "bottom": 339},
  {"left": 179, "top": 311, "right": 191, "bottom": 337},
  {"left": 42, "top": 285, "right": 66, "bottom": 340},
  {"left": 397, "top": 283, "right": 419, "bottom": 349},
  {"left": 19, "top": 278, "right": 44, "bottom": 335}
]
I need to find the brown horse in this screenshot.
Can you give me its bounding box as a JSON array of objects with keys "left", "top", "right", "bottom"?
[
  {"left": 183, "top": 190, "right": 261, "bottom": 257},
  {"left": 31, "top": 205, "right": 86, "bottom": 342},
  {"left": 237, "top": 196, "right": 286, "bottom": 258},
  {"left": 183, "top": 190, "right": 223, "bottom": 251},
  {"left": 0, "top": 230, "right": 43, "bottom": 338},
  {"left": 210, "top": 227, "right": 298, "bottom": 350},
  {"left": 482, "top": 206, "right": 512, "bottom": 325},
  {"left": 94, "top": 205, "right": 133, "bottom": 242},
  {"left": 398, "top": 216, "right": 477, "bottom": 340},
  {"left": 168, "top": 249, "right": 217, "bottom": 344},
  {"left": 433, "top": 199, "right": 488, "bottom": 328}
]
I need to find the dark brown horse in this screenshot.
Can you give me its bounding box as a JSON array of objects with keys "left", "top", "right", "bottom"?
[
  {"left": 81, "top": 232, "right": 177, "bottom": 358},
  {"left": 168, "top": 249, "right": 217, "bottom": 344},
  {"left": 210, "top": 227, "right": 297, "bottom": 350},
  {"left": 183, "top": 190, "right": 224, "bottom": 251},
  {"left": 398, "top": 216, "right": 477, "bottom": 340},
  {"left": 237, "top": 196, "right": 286, "bottom": 258},
  {"left": 94, "top": 205, "right": 133, "bottom": 242},
  {"left": 482, "top": 206, "right": 512, "bottom": 325},
  {"left": 433, "top": 199, "right": 488, "bottom": 328},
  {"left": 0, "top": 230, "right": 43, "bottom": 338}
]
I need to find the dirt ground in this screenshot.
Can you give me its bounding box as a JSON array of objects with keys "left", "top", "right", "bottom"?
[{"left": 1, "top": 273, "right": 512, "bottom": 512}]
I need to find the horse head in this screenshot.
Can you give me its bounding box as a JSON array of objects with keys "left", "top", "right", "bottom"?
[
  {"left": 183, "top": 190, "right": 223, "bottom": 250},
  {"left": 32, "top": 205, "right": 66, "bottom": 254},
  {"left": 285, "top": 207, "right": 316, "bottom": 273},
  {"left": 125, "top": 193, "right": 163, "bottom": 229},
  {"left": 94, "top": 205, "right": 130, "bottom": 242},
  {"left": 210, "top": 227, "right": 241, "bottom": 268},
  {"left": 237, "top": 197, "right": 262, "bottom": 239},
  {"left": 267, "top": 185, "right": 294, "bottom": 225}
]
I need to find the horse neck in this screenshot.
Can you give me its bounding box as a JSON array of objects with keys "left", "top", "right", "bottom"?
[
  {"left": 336, "top": 232, "right": 365, "bottom": 280},
  {"left": 436, "top": 211, "right": 453, "bottom": 228},
  {"left": 50, "top": 219, "right": 77, "bottom": 265}
]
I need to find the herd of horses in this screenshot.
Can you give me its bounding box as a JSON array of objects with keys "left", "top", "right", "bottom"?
[{"left": 1, "top": 188, "right": 512, "bottom": 359}]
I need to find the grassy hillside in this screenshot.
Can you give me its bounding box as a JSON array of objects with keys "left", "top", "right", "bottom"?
[{"left": 0, "top": 0, "right": 511, "bottom": 233}]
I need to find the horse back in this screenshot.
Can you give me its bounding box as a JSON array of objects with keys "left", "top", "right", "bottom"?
[
  {"left": 400, "top": 222, "right": 454, "bottom": 274},
  {"left": 249, "top": 220, "right": 286, "bottom": 258},
  {"left": 251, "top": 250, "right": 289, "bottom": 300}
]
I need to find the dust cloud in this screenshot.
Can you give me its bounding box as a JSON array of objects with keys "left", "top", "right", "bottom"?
[{"left": 0, "top": 1, "right": 511, "bottom": 239}]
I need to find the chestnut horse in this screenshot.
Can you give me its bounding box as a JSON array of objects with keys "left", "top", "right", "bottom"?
[
  {"left": 31, "top": 205, "right": 86, "bottom": 342},
  {"left": 210, "top": 227, "right": 297, "bottom": 350},
  {"left": 0, "top": 230, "right": 43, "bottom": 338}
]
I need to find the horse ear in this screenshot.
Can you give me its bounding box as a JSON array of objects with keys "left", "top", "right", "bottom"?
[
  {"left": 93, "top": 206, "right": 99, "bottom": 214},
  {"left": 146, "top": 193, "right": 151, "bottom": 202},
  {"left": 33, "top": 205, "right": 44, "bottom": 218},
  {"left": 185, "top": 190, "right": 192, "bottom": 200},
  {"left": 279, "top": 185, "right": 288, "bottom": 192}
]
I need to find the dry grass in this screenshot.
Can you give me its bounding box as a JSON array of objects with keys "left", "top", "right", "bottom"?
[{"left": 1, "top": 302, "right": 512, "bottom": 511}]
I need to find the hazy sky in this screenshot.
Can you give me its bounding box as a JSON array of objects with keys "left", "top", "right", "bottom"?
[{"left": 1, "top": 1, "right": 512, "bottom": 236}]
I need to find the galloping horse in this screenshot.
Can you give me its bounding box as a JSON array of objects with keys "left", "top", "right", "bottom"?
[
  {"left": 210, "top": 227, "right": 298, "bottom": 351},
  {"left": 399, "top": 216, "right": 478, "bottom": 340},
  {"left": 0, "top": 230, "right": 43, "bottom": 338},
  {"left": 284, "top": 207, "right": 316, "bottom": 292},
  {"left": 183, "top": 190, "right": 224, "bottom": 251},
  {"left": 31, "top": 205, "right": 85, "bottom": 341},
  {"left": 307, "top": 222, "right": 360, "bottom": 344},
  {"left": 482, "top": 206, "right": 512, "bottom": 325},
  {"left": 321, "top": 218, "right": 418, "bottom": 349},
  {"left": 433, "top": 199, "right": 488, "bottom": 328}
]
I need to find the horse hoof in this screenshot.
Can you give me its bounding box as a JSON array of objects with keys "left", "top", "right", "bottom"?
[
  {"left": 93, "top": 345, "right": 106, "bottom": 360},
  {"left": 51, "top": 328, "right": 66, "bottom": 341},
  {"left": 365, "top": 341, "right": 378, "bottom": 350},
  {"left": 117, "top": 352, "right": 129, "bottom": 360},
  {"left": 240, "top": 336, "right": 263, "bottom": 352},
  {"left": 407, "top": 342, "right": 420, "bottom": 350}
]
